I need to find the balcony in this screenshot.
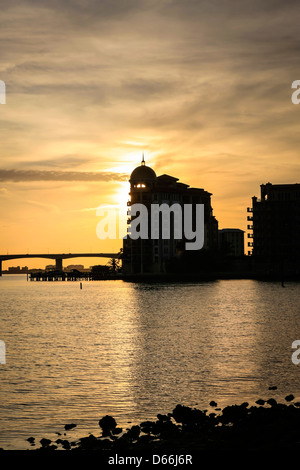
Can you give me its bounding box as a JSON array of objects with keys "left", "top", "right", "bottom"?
[
  {"left": 248, "top": 242, "right": 253, "bottom": 247},
  {"left": 247, "top": 207, "right": 253, "bottom": 212},
  {"left": 247, "top": 216, "right": 253, "bottom": 221},
  {"left": 127, "top": 201, "right": 131, "bottom": 206},
  {"left": 247, "top": 225, "right": 253, "bottom": 230},
  {"left": 247, "top": 233, "right": 254, "bottom": 238}
]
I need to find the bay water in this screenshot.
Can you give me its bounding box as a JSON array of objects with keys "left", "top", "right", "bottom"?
[{"left": 0, "top": 274, "right": 299, "bottom": 449}]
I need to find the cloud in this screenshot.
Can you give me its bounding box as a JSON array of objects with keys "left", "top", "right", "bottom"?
[
  {"left": 20, "top": 154, "right": 97, "bottom": 169},
  {"left": 25, "top": 199, "right": 60, "bottom": 213},
  {"left": 0, "top": 169, "right": 128, "bottom": 182},
  {"left": 1, "top": 0, "right": 300, "bottom": 246},
  {"left": 0, "top": 187, "right": 9, "bottom": 195}
]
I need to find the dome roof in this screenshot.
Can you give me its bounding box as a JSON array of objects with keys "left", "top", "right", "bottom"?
[{"left": 130, "top": 162, "right": 156, "bottom": 183}]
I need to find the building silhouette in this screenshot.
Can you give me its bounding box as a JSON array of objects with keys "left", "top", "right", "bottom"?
[
  {"left": 7, "top": 266, "right": 29, "bottom": 273},
  {"left": 218, "top": 228, "right": 244, "bottom": 257},
  {"left": 122, "top": 157, "right": 218, "bottom": 274},
  {"left": 247, "top": 182, "right": 300, "bottom": 261}
]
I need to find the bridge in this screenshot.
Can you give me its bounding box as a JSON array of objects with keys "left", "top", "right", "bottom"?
[{"left": 0, "top": 252, "right": 121, "bottom": 276}]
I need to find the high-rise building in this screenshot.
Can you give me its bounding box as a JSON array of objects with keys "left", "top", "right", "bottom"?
[
  {"left": 122, "top": 158, "right": 218, "bottom": 274},
  {"left": 247, "top": 182, "right": 300, "bottom": 259}
]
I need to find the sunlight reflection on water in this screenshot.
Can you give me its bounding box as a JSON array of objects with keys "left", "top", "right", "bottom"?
[{"left": 0, "top": 275, "right": 300, "bottom": 449}]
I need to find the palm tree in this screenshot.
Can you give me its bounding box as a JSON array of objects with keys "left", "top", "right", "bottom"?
[{"left": 107, "top": 258, "right": 121, "bottom": 273}]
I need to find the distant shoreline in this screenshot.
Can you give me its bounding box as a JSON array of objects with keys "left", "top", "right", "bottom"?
[{"left": 2, "top": 271, "right": 300, "bottom": 283}]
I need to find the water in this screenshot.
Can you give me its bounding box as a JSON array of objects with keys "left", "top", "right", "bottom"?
[{"left": 0, "top": 274, "right": 300, "bottom": 449}]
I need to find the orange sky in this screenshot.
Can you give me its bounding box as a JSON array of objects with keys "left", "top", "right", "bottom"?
[{"left": 0, "top": 0, "right": 300, "bottom": 268}]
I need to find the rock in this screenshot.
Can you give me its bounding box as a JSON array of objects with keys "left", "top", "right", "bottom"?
[
  {"left": 157, "top": 414, "right": 170, "bottom": 422},
  {"left": 64, "top": 423, "right": 77, "bottom": 431},
  {"left": 172, "top": 404, "right": 207, "bottom": 426},
  {"left": 241, "top": 402, "right": 249, "bottom": 408},
  {"left": 40, "top": 438, "right": 52, "bottom": 447},
  {"left": 285, "top": 394, "right": 295, "bottom": 402},
  {"left": 210, "top": 401, "right": 218, "bottom": 407},
  {"left": 124, "top": 425, "right": 140, "bottom": 440},
  {"left": 99, "top": 415, "right": 117, "bottom": 436},
  {"left": 112, "top": 427, "right": 123, "bottom": 435},
  {"left": 220, "top": 404, "right": 249, "bottom": 425},
  {"left": 140, "top": 421, "right": 154, "bottom": 434},
  {"left": 136, "top": 434, "right": 153, "bottom": 445},
  {"left": 61, "top": 439, "right": 71, "bottom": 450},
  {"left": 78, "top": 434, "right": 100, "bottom": 450},
  {"left": 255, "top": 399, "right": 265, "bottom": 406},
  {"left": 266, "top": 398, "right": 277, "bottom": 407}
]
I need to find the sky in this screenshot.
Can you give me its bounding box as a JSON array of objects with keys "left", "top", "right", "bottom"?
[{"left": 0, "top": 0, "right": 300, "bottom": 268}]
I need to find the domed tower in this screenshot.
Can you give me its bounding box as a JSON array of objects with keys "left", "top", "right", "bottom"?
[
  {"left": 123, "top": 155, "right": 156, "bottom": 275},
  {"left": 129, "top": 154, "right": 156, "bottom": 195}
]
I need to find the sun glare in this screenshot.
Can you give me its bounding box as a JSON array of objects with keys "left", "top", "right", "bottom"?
[{"left": 115, "top": 181, "right": 130, "bottom": 208}]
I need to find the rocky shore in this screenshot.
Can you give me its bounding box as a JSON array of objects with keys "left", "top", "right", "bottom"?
[{"left": 23, "top": 393, "right": 300, "bottom": 452}]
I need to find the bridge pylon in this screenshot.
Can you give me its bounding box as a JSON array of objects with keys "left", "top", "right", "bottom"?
[{"left": 55, "top": 258, "right": 63, "bottom": 271}]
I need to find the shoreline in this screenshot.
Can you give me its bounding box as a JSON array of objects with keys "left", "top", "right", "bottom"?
[
  {"left": 3, "top": 271, "right": 300, "bottom": 283},
  {"left": 4, "top": 393, "right": 300, "bottom": 453}
]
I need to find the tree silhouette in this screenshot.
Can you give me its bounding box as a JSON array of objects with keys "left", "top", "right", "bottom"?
[{"left": 107, "top": 258, "right": 121, "bottom": 273}]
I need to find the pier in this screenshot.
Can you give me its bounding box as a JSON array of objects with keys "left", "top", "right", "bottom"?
[{"left": 29, "top": 269, "right": 93, "bottom": 282}]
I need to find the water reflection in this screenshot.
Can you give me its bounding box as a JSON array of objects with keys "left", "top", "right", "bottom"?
[{"left": 0, "top": 275, "right": 300, "bottom": 449}]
